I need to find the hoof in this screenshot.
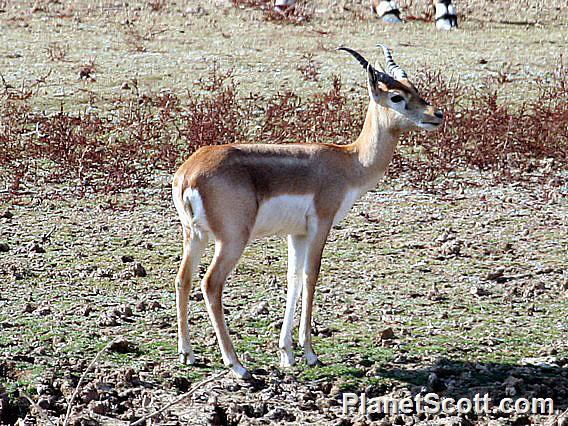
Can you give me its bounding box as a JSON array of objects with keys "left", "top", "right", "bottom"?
[
  {"left": 230, "top": 365, "right": 252, "bottom": 380},
  {"left": 179, "top": 352, "right": 196, "bottom": 365},
  {"left": 305, "top": 355, "right": 322, "bottom": 367},
  {"left": 279, "top": 350, "right": 296, "bottom": 368}
]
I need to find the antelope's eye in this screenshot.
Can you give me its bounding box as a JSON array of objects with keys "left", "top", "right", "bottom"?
[{"left": 390, "top": 95, "right": 404, "bottom": 103}]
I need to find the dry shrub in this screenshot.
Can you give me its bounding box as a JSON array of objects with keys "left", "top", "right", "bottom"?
[
  {"left": 398, "top": 60, "right": 568, "bottom": 184},
  {"left": 1, "top": 62, "right": 566, "bottom": 200},
  {"left": 46, "top": 42, "right": 67, "bottom": 62},
  {"left": 297, "top": 53, "right": 320, "bottom": 82},
  {"left": 259, "top": 76, "right": 362, "bottom": 143},
  {"left": 231, "top": 0, "right": 313, "bottom": 24}
]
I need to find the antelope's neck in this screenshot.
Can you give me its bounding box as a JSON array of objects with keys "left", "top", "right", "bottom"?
[{"left": 351, "top": 101, "right": 401, "bottom": 180}]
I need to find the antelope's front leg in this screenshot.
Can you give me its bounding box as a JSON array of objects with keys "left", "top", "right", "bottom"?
[
  {"left": 176, "top": 230, "right": 207, "bottom": 365},
  {"left": 299, "top": 219, "right": 331, "bottom": 366},
  {"left": 279, "top": 235, "right": 308, "bottom": 368}
]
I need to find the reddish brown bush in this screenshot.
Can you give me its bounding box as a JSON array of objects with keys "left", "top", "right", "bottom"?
[{"left": 0, "top": 62, "right": 566, "bottom": 200}]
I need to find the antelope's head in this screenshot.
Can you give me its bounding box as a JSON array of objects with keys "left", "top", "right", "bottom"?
[{"left": 338, "top": 45, "right": 444, "bottom": 132}]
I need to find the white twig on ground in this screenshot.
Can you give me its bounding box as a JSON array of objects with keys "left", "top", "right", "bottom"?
[
  {"left": 547, "top": 408, "right": 568, "bottom": 426},
  {"left": 130, "top": 370, "right": 228, "bottom": 426},
  {"left": 62, "top": 337, "right": 118, "bottom": 426}
]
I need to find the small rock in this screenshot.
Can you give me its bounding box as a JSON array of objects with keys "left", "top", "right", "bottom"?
[
  {"left": 254, "top": 301, "right": 269, "bottom": 315},
  {"left": 120, "top": 81, "right": 130, "bottom": 90},
  {"left": 109, "top": 338, "right": 138, "bottom": 354},
  {"left": 441, "top": 240, "right": 462, "bottom": 256},
  {"left": 121, "top": 254, "right": 134, "bottom": 263},
  {"left": 379, "top": 327, "right": 395, "bottom": 340},
  {"left": 147, "top": 300, "right": 162, "bottom": 310},
  {"left": 0, "top": 243, "right": 9, "bottom": 253},
  {"left": 1, "top": 210, "right": 14, "bottom": 219},
  {"left": 132, "top": 262, "right": 147, "bottom": 277},
  {"left": 37, "top": 397, "right": 50, "bottom": 410},
  {"left": 470, "top": 286, "right": 490, "bottom": 297},
  {"left": 27, "top": 242, "right": 45, "bottom": 253},
  {"left": 428, "top": 372, "right": 446, "bottom": 392},
  {"left": 135, "top": 301, "right": 147, "bottom": 312},
  {"left": 34, "top": 307, "right": 51, "bottom": 317},
  {"left": 487, "top": 268, "right": 505, "bottom": 281},
  {"left": 173, "top": 376, "right": 191, "bottom": 392},
  {"left": 23, "top": 303, "right": 36, "bottom": 313},
  {"left": 88, "top": 400, "right": 107, "bottom": 415},
  {"left": 267, "top": 407, "right": 289, "bottom": 421}
]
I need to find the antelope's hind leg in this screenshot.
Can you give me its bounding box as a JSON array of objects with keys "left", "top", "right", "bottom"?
[
  {"left": 201, "top": 239, "right": 250, "bottom": 379},
  {"left": 176, "top": 227, "right": 208, "bottom": 365}
]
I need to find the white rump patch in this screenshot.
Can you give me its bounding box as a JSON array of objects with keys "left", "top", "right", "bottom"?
[
  {"left": 252, "top": 194, "right": 314, "bottom": 239},
  {"left": 172, "top": 186, "right": 211, "bottom": 239}
]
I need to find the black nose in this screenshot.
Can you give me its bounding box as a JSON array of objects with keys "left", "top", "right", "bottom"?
[{"left": 434, "top": 110, "right": 444, "bottom": 119}]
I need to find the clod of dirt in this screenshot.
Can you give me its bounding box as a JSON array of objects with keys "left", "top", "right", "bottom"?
[
  {"left": 1, "top": 210, "right": 14, "bottom": 219},
  {"left": 147, "top": 300, "right": 162, "bottom": 311},
  {"left": 428, "top": 372, "right": 446, "bottom": 392},
  {"left": 0, "top": 243, "right": 9, "bottom": 253},
  {"left": 120, "top": 255, "right": 134, "bottom": 263},
  {"left": 34, "top": 307, "right": 52, "bottom": 317},
  {"left": 109, "top": 338, "right": 138, "bottom": 354},
  {"left": 470, "top": 285, "right": 490, "bottom": 297},
  {"left": 88, "top": 400, "right": 108, "bottom": 415},
  {"left": 503, "top": 375, "right": 524, "bottom": 395},
  {"left": 440, "top": 240, "right": 462, "bottom": 256},
  {"left": 120, "top": 305, "right": 133, "bottom": 318},
  {"left": 23, "top": 303, "right": 36, "bottom": 313},
  {"left": 378, "top": 327, "right": 395, "bottom": 341},
  {"left": 172, "top": 376, "right": 191, "bottom": 392},
  {"left": 132, "top": 263, "right": 147, "bottom": 277},
  {"left": 253, "top": 301, "right": 269, "bottom": 315},
  {"left": 487, "top": 267, "right": 505, "bottom": 281},
  {"left": 26, "top": 242, "right": 45, "bottom": 254}
]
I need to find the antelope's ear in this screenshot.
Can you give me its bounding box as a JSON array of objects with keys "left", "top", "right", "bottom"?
[
  {"left": 367, "top": 65, "right": 388, "bottom": 92},
  {"left": 374, "top": 59, "right": 386, "bottom": 74}
]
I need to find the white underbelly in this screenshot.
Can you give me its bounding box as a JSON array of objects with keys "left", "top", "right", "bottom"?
[{"left": 252, "top": 194, "right": 314, "bottom": 239}]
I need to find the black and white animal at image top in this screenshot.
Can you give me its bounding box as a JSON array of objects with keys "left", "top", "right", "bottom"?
[
  {"left": 274, "top": 0, "right": 458, "bottom": 31},
  {"left": 274, "top": 0, "right": 458, "bottom": 30},
  {"left": 372, "top": 0, "right": 458, "bottom": 29},
  {"left": 171, "top": 45, "right": 444, "bottom": 379}
]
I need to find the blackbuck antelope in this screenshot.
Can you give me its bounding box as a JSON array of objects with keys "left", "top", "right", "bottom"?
[
  {"left": 371, "top": 0, "right": 403, "bottom": 23},
  {"left": 274, "top": 0, "right": 296, "bottom": 14},
  {"left": 371, "top": 0, "right": 458, "bottom": 30},
  {"left": 172, "top": 45, "right": 444, "bottom": 379},
  {"left": 434, "top": 0, "right": 458, "bottom": 30}
]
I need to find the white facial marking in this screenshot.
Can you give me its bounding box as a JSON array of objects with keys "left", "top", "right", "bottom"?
[{"left": 252, "top": 194, "right": 315, "bottom": 239}]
